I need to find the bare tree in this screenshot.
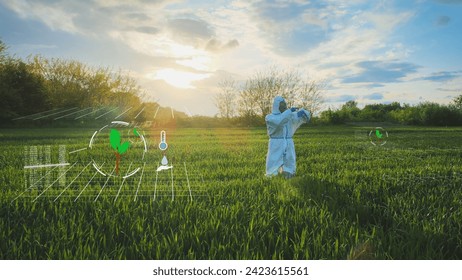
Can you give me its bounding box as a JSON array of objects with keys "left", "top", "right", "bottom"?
[
  {"left": 237, "top": 86, "right": 256, "bottom": 119},
  {"left": 453, "top": 94, "right": 462, "bottom": 111},
  {"left": 239, "top": 67, "right": 325, "bottom": 118},
  {"left": 214, "top": 78, "right": 237, "bottom": 119},
  {"left": 215, "top": 67, "right": 326, "bottom": 120},
  {"left": 296, "top": 79, "right": 326, "bottom": 116},
  {"left": 243, "top": 70, "right": 274, "bottom": 117},
  {"left": 237, "top": 67, "right": 297, "bottom": 118},
  {"left": 279, "top": 69, "right": 302, "bottom": 108}
]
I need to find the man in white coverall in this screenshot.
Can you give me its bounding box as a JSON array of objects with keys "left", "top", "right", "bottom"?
[{"left": 265, "top": 96, "right": 310, "bottom": 178}]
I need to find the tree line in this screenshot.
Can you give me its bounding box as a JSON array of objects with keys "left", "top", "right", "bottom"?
[
  {"left": 1, "top": 40, "right": 194, "bottom": 127},
  {"left": 2, "top": 39, "right": 461, "bottom": 127},
  {"left": 319, "top": 99, "right": 462, "bottom": 126},
  {"left": 214, "top": 66, "right": 462, "bottom": 126},
  {"left": 0, "top": 40, "right": 147, "bottom": 123}
]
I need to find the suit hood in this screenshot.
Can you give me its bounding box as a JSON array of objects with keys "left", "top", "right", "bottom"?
[{"left": 272, "top": 96, "right": 285, "bottom": 114}]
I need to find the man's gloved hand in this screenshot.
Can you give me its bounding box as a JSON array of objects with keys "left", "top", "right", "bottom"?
[
  {"left": 297, "top": 110, "right": 311, "bottom": 120},
  {"left": 290, "top": 107, "right": 298, "bottom": 112},
  {"left": 305, "top": 110, "right": 311, "bottom": 119}
]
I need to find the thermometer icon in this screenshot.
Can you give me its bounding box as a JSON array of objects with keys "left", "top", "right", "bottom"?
[
  {"left": 156, "top": 130, "right": 172, "bottom": 171},
  {"left": 159, "top": 130, "right": 168, "bottom": 151}
]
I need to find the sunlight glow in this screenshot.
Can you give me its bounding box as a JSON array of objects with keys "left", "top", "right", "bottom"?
[
  {"left": 176, "top": 56, "right": 212, "bottom": 72},
  {"left": 150, "top": 68, "right": 211, "bottom": 89}
]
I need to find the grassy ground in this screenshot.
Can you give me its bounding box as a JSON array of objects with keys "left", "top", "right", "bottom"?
[{"left": 1, "top": 125, "right": 462, "bottom": 259}]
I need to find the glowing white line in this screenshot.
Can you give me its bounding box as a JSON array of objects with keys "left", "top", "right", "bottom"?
[
  {"left": 32, "top": 162, "right": 78, "bottom": 202},
  {"left": 184, "top": 106, "right": 192, "bottom": 117},
  {"left": 94, "top": 166, "right": 116, "bottom": 202},
  {"left": 114, "top": 107, "right": 132, "bottom": 119},
  {"left": 171, "top": 165, "right": 174, "bottom": 201},
  {"left": 114, "top": 163, "right": 133, "bottom": 202},
  {"left": 95, "top": 107, "right": 118, "bottom": 119},
  {"left": 27, "top": 155, "right": 54, "bottom": 182},
  {"left": 184, "top": 162, "right": 193, "bottom": 201},
  {"left": 13, "top": 108, "right": 62, "bottom": 120},
  {"left": 24, "top": 163, "right": 70, "bottom": 169},
  {"left": 134, "top": 107, "right": 145, "bottom": 119},
  {"left": 156, "top": 165, "right": 173, "bottom": 172},
  {"left": 54, "top": 107, "right": 92, "bottom": 120},
  {"left": 171, "top": 107, "right": 174, "bottom": 119},
  {"left": 11, "top": 166, "right": 60, "bottom": 203},
  {"left": 75, "top": 107, "right": 105, "bottom": 120},
  {"left": 111, "top": 121, "right": 129, "bottom": 126},
  {"left": 23, "top": 193, "right": 210, "bottom": 199},
  {"left": 54, "top": 162, "right": 91, "bottom": 202},
  {"left": 92, "top": 162, "right": 106, "bottom": 176},
  {"left": 34, "top": 107, "right": 79, "bottom": 120},
  {"left": 134, "top": 163, "right": 146, "bottom": 202},
  {"left": 154, "top": 106, "right": 160, "bottom": 119},
  {"left": 74, "top": 163, "right": 105, "bottom": 202},
  {"left": 153, "top": 167, "right": 159, "bottom": 201},
  {"left": 122, "top": 167, "right": 140, "bottom": 179},
  {"left": 99, "top": 125, "right": 108, "bottom": 132},
  {"left": 89, "top": 131, "right": 98, "bottom": 148},
  {"left": 140, "top": 135, "right": 147, "bottom": 152},
  {"left": 69, "top": 147, "right": 87, "bottom": 154}
]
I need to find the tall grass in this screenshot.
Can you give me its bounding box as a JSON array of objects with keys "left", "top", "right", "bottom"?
[{"left": 1, "top": 126, "right": 461, "bottom": 259}]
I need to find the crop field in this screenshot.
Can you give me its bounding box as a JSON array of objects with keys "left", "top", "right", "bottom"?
[{"left": 1, "top": 125, "right": 462, "bottom": 259}]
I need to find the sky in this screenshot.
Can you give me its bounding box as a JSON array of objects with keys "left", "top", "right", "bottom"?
[{"left": 1, "top": 0, "right": 462, "bottom": 116}]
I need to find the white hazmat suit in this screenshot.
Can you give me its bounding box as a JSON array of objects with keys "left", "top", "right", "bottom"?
[{"left": 265, "top": 96, "right": 310, "bottom": 177}]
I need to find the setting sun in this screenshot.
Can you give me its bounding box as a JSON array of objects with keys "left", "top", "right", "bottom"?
[{"left": 150, "top": 68, "right": 211, "bottom": 89}]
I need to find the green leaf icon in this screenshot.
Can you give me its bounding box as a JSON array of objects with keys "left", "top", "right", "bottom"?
[
  {"left": 376, "top": 129, "right": 383, "bottom": 139},
  {"left": 119, "top": 141, "right": 130, "bottom": 154},
  {"left": 109, "top": 128, "right": 130, "bottom": 175},
  {"left": 110, "top": 129, "right": 121, "bottom": 150}
]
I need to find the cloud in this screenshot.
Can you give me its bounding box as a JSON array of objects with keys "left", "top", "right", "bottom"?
[
  {"left": 433, "top": 0, "right": 462, "bottom": 4},
  {"left": 0, "top": 0, "right": 193, "bottom": 42},
  {"left": 422, "top": 71, "right": 462, "bottom": 82},
  {"left": 124, "top": 12, "right": 152, "bottom": 21},
  {"left": 1, "top": 0, "right": 413, "bottom": 70},
  {"left": 435, "top": 15, "right": 451, "bottom": 26},
  {"left": 134, "top": 26, "right": 160, "bottom": 35},
  {"left": 295, "top": 4, "right": 415, "bottom": 86},
  {"left": 255, "top": 0, "right": 321, "bottom": 22},
  {"left": 3, "top": 0, "right": 455, "bottom": 115},
  {"left": 205, "top": 39, "right": 239, "bottom": 52},
  {"left": 1, "top": 0, "right": 80, "bottom": 33},
  {"left": 437, "top": 87, "right": 462, "bottom": 92},
  {"left": 248, "top": 0, "right": 332, "bottom": 56},
  {"left": 192, "top": 69, "right": 241, "bottom": 89},
  {"left": 364, "top": 93, "right": 384, "bottom": 100},
  {"left": 302, "top": 10, "right": 329, "bottom": 29},
  {"left": 325, "top": 94, "right": 356, "bottom": 102},
  {"left": 366, "top": 83, "right": 385, "bottom": 88},
  {"left": 0, "top": 0, "right": 174, "bottom": 35},
  {"left": 167, "top": 18, "right": 214, "bottom": 45},
  {"left": 343, "top": 60, "right": 420, "bottom": 84}
]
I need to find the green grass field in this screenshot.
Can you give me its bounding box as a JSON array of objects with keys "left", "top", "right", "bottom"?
[{"left": 1, "top": 125, "right": 462, "bottom": 259}]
